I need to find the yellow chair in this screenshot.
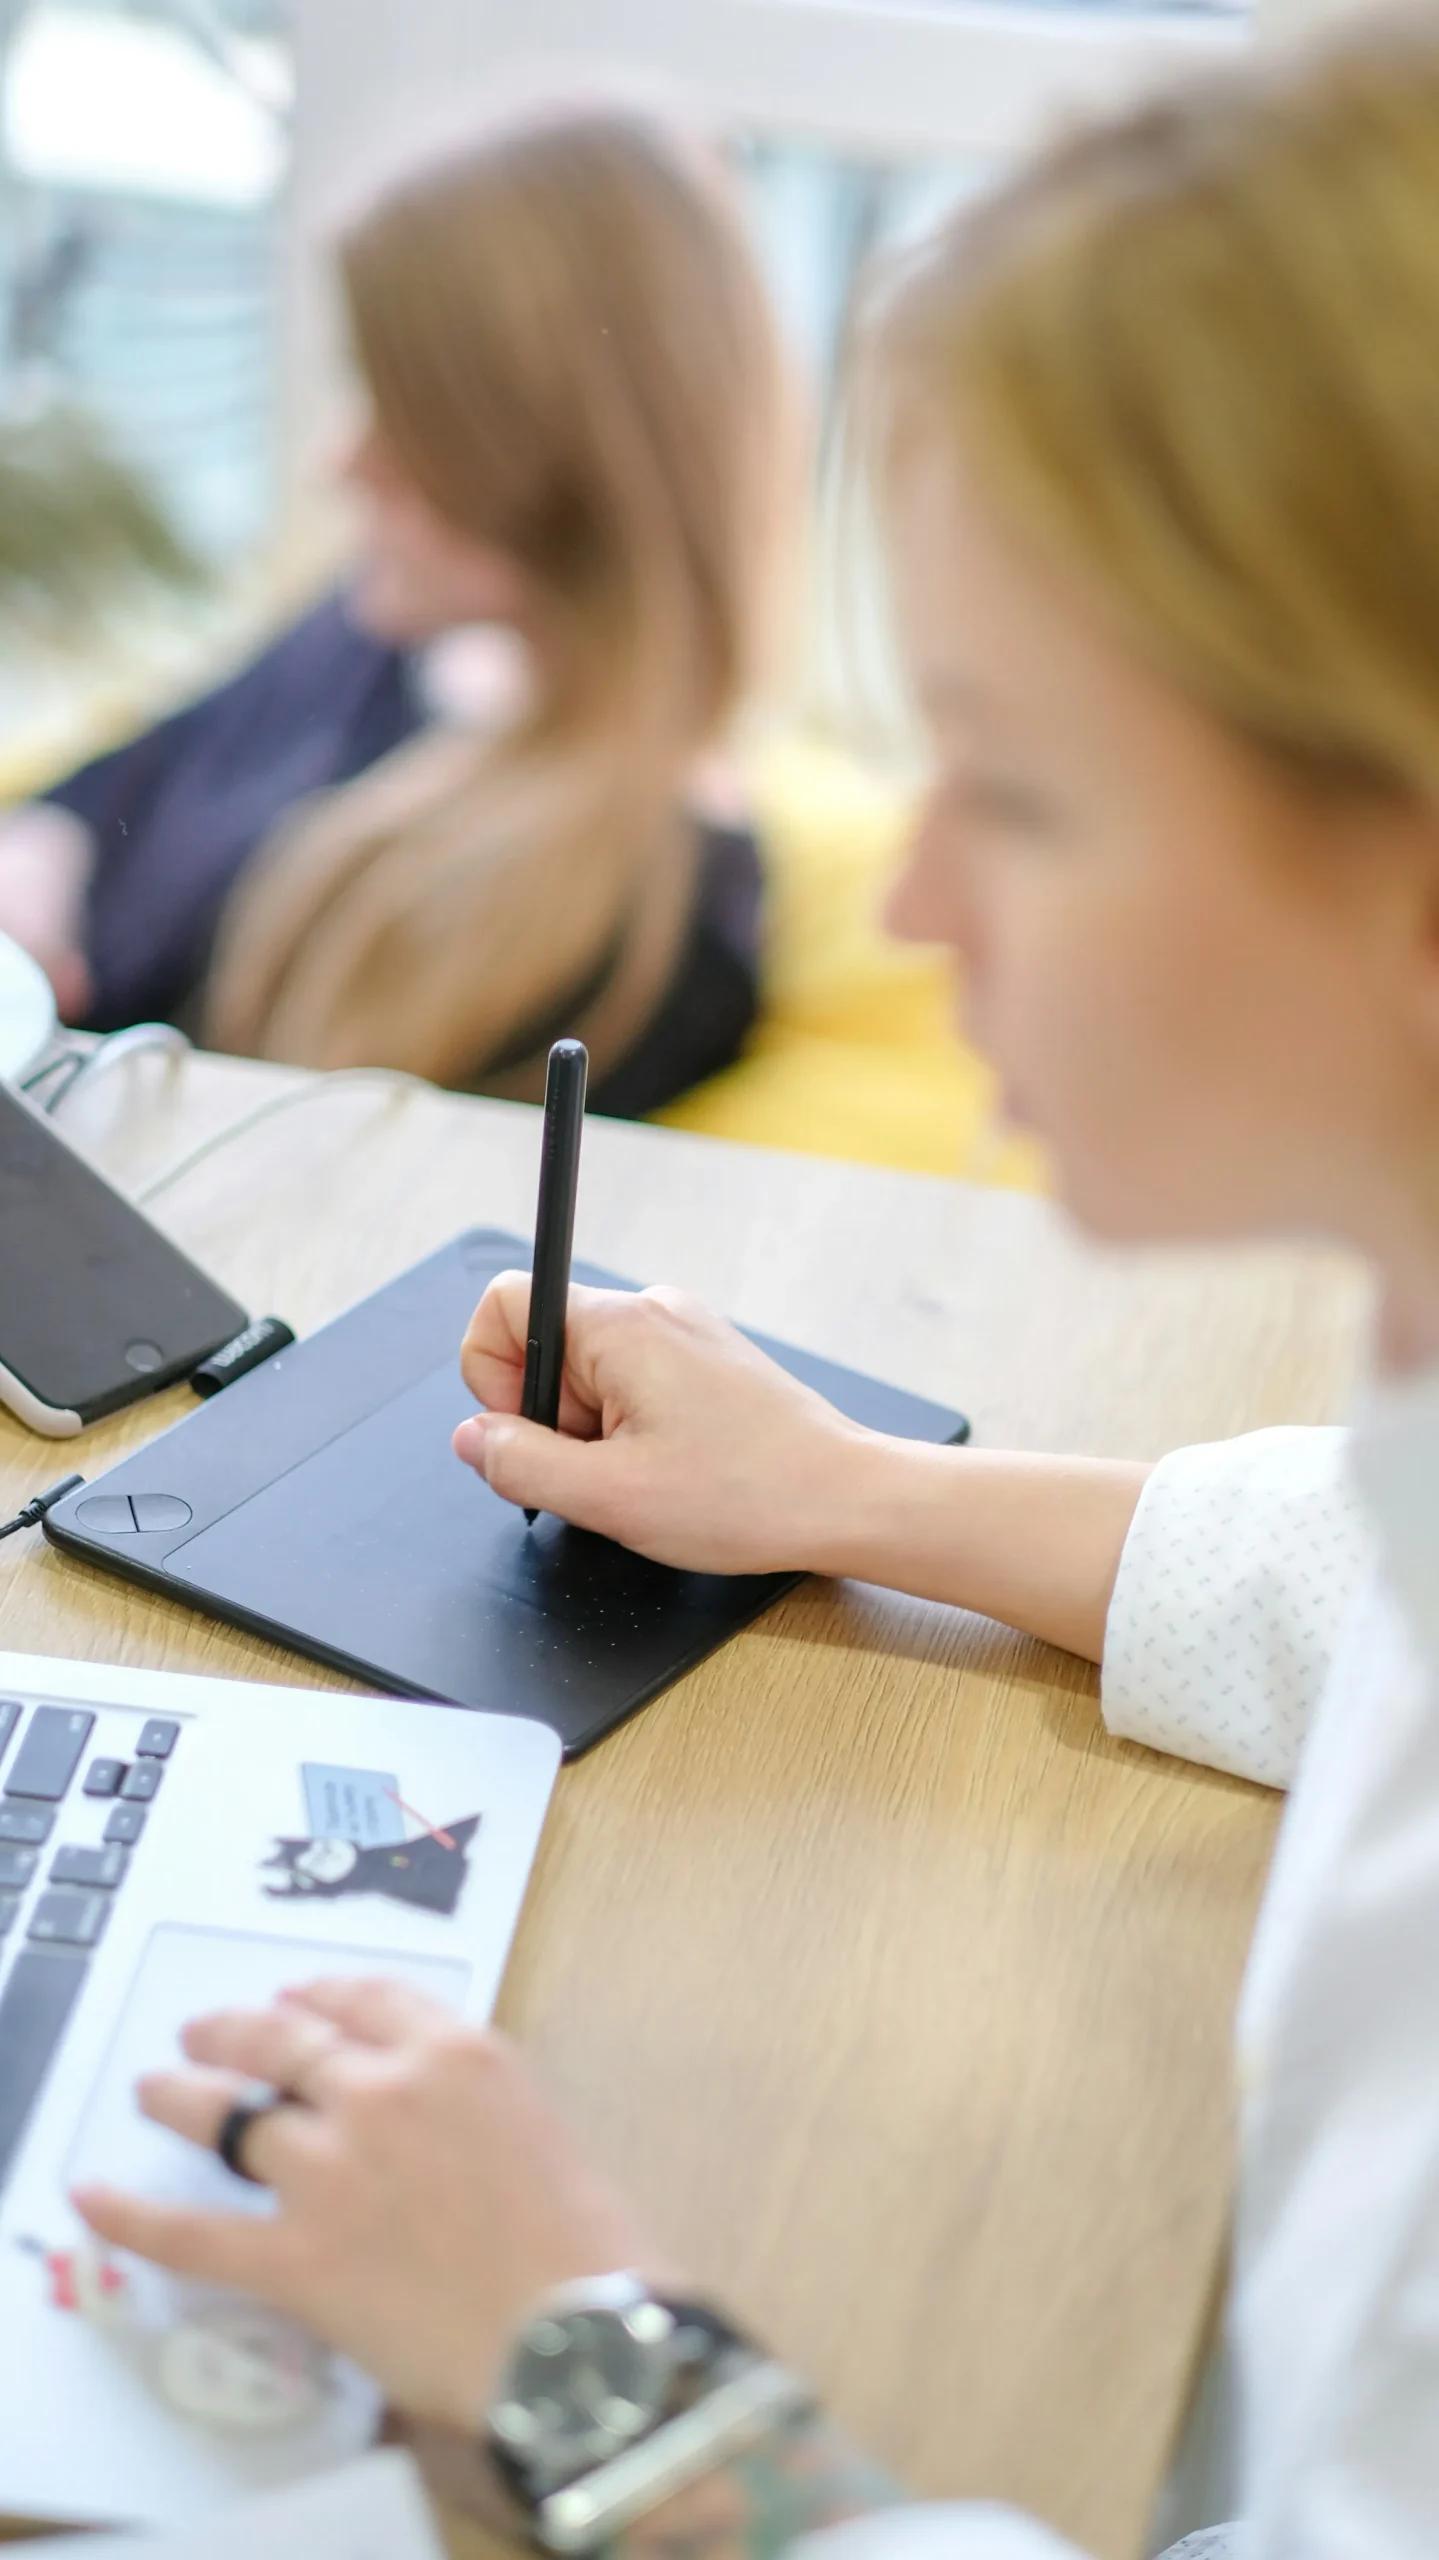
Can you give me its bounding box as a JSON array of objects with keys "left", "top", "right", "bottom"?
[
  {"left": 0, "top": 683, "right": 146, "bottom": 810},
  {"left": 0, "top": 742, "right": 65, "bottom": 806},
  {"left": 658, "top": 731, "right": 1044, "bottom": 1187}
]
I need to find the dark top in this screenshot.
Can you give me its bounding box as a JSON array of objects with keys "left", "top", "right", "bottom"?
[{"left": 45, "top": 591, "right": 763, "bottom": 1119}]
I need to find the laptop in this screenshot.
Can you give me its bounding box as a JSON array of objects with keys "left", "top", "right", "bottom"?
[{"left": 0, "top": 1647, "right": 559, "bottom": 2530}]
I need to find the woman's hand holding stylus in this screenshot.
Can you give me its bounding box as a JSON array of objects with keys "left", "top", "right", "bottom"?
[
  {"left": 455, "top": 1277, "right": 866, "bottom": 1576},
  {"left": 455, "top": 1274, "right": 1146, "bottom": 1663}
]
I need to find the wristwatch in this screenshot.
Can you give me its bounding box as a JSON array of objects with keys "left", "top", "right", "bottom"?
[{"left": 482, "top": 2272, "right": 814, "bottom": 2553}]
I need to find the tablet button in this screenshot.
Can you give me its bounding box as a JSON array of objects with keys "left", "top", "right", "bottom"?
[
  {"left": 75, "top": 1496, "right": 137, "bottom": 1534},
  {"left": 124, "top": 1341, "right": 164, "bottom": 1374},
  {"left": 131, "top": 1495, "right": 193, "bottom": 1532}
]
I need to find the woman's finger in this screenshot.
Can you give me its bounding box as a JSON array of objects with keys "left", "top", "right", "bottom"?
[
  {"left": 458, "top": 1269, "right": 545, "bottom": 1412},
  {"left": 459, "top": 1278, "right": 624, "bottom": 1429},
  {"left": 138, "top": 2062, "right": 253, "bottom": 2147},
  {"left": 279, "top": 1975, "right": 450, "bottom": 2048},
  {"left": 470, "top": 1410, "right": 628, "bottom": 1531},
  {"left": 70, "top": 2184, "right": 287, "bottom": 2291},
  {"left": 179, "top": 2002, "right": 350, "bottom": 2099},
  {"left": 135, "top": 2066, "right": 319, "bottom": 2187}
]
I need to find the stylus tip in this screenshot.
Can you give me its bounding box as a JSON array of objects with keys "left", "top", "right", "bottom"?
[{"left": 523, "top": 1507, "right": 538, "bottom": 1527}]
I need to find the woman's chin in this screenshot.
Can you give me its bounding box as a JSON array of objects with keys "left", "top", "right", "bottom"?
[{"left": 1051, "top": 1160, "right": 1238, "bottom": 1251}]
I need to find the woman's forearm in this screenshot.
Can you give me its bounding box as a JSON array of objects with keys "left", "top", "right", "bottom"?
[{"left": 808, "top": 1439, "right": 1150, "bottom": 1665}]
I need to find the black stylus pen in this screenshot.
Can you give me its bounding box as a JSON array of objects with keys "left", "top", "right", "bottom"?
[{"left": 521, "top": 1039, "right": 589, "bottom": 1524}]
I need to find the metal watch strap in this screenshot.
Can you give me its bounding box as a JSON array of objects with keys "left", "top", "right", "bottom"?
[
  {"left": 534, "top": 2357, "right": 816, "bottom": 2554},
  {"left": 486, "top": 2297, "right": 749, "bottom": 2517}
]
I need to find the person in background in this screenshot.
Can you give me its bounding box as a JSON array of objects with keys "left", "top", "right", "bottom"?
[
  {"left": 0, "top": 102, "right": 791, "bottom": 1113},
  {"left": 74, "top": 11, "right": 1439, "bottom": 2558}
]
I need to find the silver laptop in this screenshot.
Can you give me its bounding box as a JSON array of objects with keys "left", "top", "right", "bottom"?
[{"left": 0, "top": 1648, "right": 559, "bottom": 2530}]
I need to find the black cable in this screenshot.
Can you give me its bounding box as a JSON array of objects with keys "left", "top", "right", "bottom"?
[{"left": 0, "top": 1475, "right": 86, "bottom": 1543}]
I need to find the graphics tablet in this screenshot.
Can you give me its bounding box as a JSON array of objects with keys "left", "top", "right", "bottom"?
[{"left": 44, "top": 1230, "right": 970, "bottom": 1755}]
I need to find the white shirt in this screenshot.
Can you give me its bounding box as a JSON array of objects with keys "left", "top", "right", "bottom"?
[{"left": 804, "top": 1382, "right": 1439, "bottom": 2559}]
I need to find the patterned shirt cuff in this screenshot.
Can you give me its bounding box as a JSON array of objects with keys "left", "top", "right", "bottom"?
[{"left": 1100, "top": 1427, "right": 1368, "bottom": 1789}]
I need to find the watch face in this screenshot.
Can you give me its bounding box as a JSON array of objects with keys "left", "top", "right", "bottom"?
[{"left": 493, "top": 2301, "right": 675, "bottom": 2475}]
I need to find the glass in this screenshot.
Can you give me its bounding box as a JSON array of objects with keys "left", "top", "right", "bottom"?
[
  {"left": 733, "top": 134, "right": 995, "bottom": 743},
  {"left": 735, "top": 133, "right": 990, "bottom": 415}
]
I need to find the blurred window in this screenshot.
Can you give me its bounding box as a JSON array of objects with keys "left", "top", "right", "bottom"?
[
  {"left": 1, "top": 0, "right": 291, "bottom": 563},
  {"left": 735, "top": 139, "right": 986, "bottom": 423}
]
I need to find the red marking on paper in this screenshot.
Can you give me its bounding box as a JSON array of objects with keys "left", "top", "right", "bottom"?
[{"left": 383, "top": 1787, "right": 457, "bottom": 1851}]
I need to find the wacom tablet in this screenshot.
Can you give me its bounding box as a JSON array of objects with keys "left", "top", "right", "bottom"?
[{"left": 45, "top": 1230, "right": 970, "bottom": 1755}]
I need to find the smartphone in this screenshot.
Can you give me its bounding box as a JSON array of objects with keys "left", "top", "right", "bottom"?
[{"left": 0, "top": 1080, "right": 247, "bottom": 1435}]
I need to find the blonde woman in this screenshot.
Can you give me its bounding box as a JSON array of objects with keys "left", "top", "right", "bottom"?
[
  {"left": 0, "top": 103, "right": 788, "bottom": 1110},
  {"left": 75, "top": 13, "right": 1439, "bottom": 2558}
]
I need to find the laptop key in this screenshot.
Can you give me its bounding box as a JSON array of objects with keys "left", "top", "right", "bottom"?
[
  {"left": 0, "top": 1892, "right": 18, "bottom": 1938},
  {"left": 50, "top": 1844, "right": 127, "bottom": 1891},
  {"left": 103, "top": 1804, "right": 147, "bottom": 1848},
  {"left": 0, "top": 1704, "right": 20, "bottom": 1766},
  {"left": 83, "top": 1758, "right": 126, "bottom": 1799},
  {"left": 0, "top": 1947, "right": 90, "bottom": 2185},
  {"left": 4, "top": 1709, "right": 94, "bottom": 1803},
  {"left": 0, "top": 1846, "right": 37, "bottom": 1891},
  {"left": 137, "top": 1720, "right": 180, "bottom": 1759},
  {"left": 0, "top": 1805, "right": 54, "bottom": 1847},
  {"left": 120, "top": 1762, "right": 163, "bottom": 1804},
  {"left": 27, "top": 1889, "right": 109, "bottom": 1950}
]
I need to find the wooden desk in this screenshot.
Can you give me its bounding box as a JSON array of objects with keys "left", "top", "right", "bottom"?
[{"left": 0, "top": 1052, "right": 1367, "bottom": 2559}]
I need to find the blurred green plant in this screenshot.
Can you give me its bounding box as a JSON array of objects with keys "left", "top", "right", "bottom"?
[{"left": 0, "top": 403, "right": 205, "bottom": 645}]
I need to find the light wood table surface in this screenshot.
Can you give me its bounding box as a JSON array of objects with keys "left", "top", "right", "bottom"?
[{"left": 0, "top": 1050, "right": 1368, "bottom": 2559}]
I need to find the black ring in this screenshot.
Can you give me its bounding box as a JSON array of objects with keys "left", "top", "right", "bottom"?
[{"left": 215, "top": 2098, "right": 283, "bottom": 2186}]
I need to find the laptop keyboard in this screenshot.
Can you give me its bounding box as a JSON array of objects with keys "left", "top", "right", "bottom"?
[{"left": 0, "top": 1695, "right": 179, "bottom": 2191}]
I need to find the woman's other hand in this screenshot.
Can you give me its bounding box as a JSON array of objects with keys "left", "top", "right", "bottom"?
[
  {"left": 73, "top": 1980, "right": 667, "bottom": 2433},
  {"left": 454, "top": 1276, "right": 869, "bottom": 1575}
]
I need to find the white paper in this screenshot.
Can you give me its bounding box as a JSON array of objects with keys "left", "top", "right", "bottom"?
[{"left": 34, "top": 2448, "right": 449, "bottom": 2556}]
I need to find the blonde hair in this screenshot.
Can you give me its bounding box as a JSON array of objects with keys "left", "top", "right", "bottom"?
[
  {"left": 870, "top": 8, "right": 1439, "bottom": 807},
  {"left": 207, "top": 103, "right": 790, "bottom": 1088}
]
